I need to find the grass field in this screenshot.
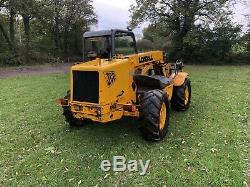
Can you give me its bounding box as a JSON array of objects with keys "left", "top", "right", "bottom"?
[{"left": 0, "top": 66, "right": 249, "bottom": 186}]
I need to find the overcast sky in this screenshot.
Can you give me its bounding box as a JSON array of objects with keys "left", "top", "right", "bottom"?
[{"left": 93, "top": 0, "right": 249, "bottom": 34}]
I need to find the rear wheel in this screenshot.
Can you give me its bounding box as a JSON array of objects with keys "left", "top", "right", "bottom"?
[
  {"left": 139, "top": 90, "right": 170, "bottom": 141},
  {"left": 171, "top": 79, "right": 191, "bottom": 111},
  {"left": 62, "top": 91, "right": 85, "bottom": 126}
]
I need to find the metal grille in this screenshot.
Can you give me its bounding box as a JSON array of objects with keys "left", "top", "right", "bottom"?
[{"left": 73, "top": 71, "right": 99, "bottom": 103}]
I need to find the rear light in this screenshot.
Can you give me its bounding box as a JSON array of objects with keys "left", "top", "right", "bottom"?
[
  {"left": 131, "top": 105, "right": 137, "bottom": 112},
  {"left": 57, "top": 99, "right": 69, "bottom": 106},
  {"left": 123, "top": 105, "right": 137, "bottom": 112}
]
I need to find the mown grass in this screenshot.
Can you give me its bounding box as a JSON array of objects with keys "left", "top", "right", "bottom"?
[{"left": 0, "top": 66, "right": 249, "bottom": 186}]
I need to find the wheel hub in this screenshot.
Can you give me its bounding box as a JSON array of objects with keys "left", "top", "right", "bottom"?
[
  {"left": 159, "top": 103, "right": 167, "bottom": 130},
  {"left": 184, "top": 87, "right": 189, "bottom": 105}
]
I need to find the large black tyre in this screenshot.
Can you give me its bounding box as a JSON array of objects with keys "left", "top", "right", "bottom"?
[
  {"left": 139, "top": 89, "right": 170, "bottom": 141},
  {"left": 62, "top": 91, "right": 85, "bottom": 126},
  {"left": 171, "top": 79, "right": 191, "bottom": 111}
]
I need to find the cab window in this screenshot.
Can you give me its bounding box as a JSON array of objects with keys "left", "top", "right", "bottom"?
[
  {"left": 85, "top": 36, "right": 111, "bottom": 60},
  {"left": 115, "top": 32, "right": 136, "bottom": 56}
]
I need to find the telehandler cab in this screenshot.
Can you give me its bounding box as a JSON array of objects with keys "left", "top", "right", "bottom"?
[{"left": 58, "top": 29, "right": 191, "bottom": 141}]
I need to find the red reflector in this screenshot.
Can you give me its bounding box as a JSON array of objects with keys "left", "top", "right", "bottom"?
[
  {"left": 123, "top": 105, "right": 137, "bottom": 112},
  {"left": 57, "top": 99, "right": 68, "bottom": 106},
  {"left": 131, "top": 105, "right": 137, "bottom": 112}
]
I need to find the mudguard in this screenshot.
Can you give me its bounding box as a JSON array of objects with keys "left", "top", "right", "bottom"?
[
  {"left": 172, "top": 72, "right": 189, "bottom": 87},
  {"left": 134, "top": 75, "right": 171, "bottom": 89}
]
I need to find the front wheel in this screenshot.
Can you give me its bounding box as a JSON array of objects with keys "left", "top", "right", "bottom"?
[
  {"left": 62, "top": 91, "right": 85, "bottom": 127},
  {"left": 139, "top": 90, "right": 170, "bottom": 141},
  {"left": 171, "top": 79, "right": 191, "bottom": 111}
]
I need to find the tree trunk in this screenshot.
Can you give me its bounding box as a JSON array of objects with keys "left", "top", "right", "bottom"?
[
  {"left": 63, "top": 30, "right": 69, "bottom": 57},
  {"left": 9, "top": 8, "right": 16, "bottom": 52},
  {"left": 22, "top": 14, "right": 31, "bottom": 62},
  {"left": 171, "top": 17, "right": 184, "bottom": 61},
  {"left": 73, "top": 24, "right": 80, "bottom": 56},
  {"left": 54, "top": 0, "right": 60, "bottom": 53},
  {"left": 0, "top": 21, "right": 13, "bottom": 51},
  {"left": 171, "top": 34, "right": 184, "bottom": 61},
  {"left": 74, "top": 33, "right": 80, "bottom": 56},
  {"left": 54, "top": 16, "right": 60, "bottom": 50},
  {"left": 63, "top": 20, "right": 70, "bottom": 57},
  {"left": 172, "top": 14, "right": 194, "bottom": 61}
]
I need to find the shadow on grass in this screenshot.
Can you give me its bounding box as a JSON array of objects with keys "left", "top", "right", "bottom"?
[
  {"left": 64, "top": 114, "right": 191, "bottom": 145},
  {"left": 62, "top": 117, "right": 146, "bottom": 144},
  {"left": 53, "top": 100, "right": 199, "bottom": 152}
]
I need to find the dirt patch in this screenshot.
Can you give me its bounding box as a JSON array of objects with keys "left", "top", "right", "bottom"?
[{"left": 0, "top": 63, "right": 73, "bottom": 79}]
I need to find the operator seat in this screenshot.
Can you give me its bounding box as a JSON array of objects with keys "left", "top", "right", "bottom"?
[{"left": 133, "top": 74, "right": 171, "bottom": 90}]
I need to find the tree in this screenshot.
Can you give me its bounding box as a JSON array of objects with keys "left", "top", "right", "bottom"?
[
  {"left": 143, "top": 24, "right": 172, "bottom": 51},
  {"left": 0, "top": 0, "right": 41, "bottom": 57},
  {"left": 15, "top": 0, "right": 41, "bottom": 58},
  {"left": 0, "top": 0, "right": 97, "bottom": 65},
  {"left": 130, "top": 0, "right": 234, "bottom": 59},
  {"left": 8, "top": 0, "right": 15, "bottom": 50},
  {"left": 42, "top": 0, "right": 97, "bottom": 57},
  {"left": 137, "top": 39, "right": 154, "bottom": 51},
  {"left": 0, "top": 20, "right": 13, "bottom": 51},
  {"left": 183, "top": 22, "right": 241, "bottom": 63},
  {"left": 61, "top": 0, "right": 97, "bottom": 56},
  {"left": 0, "top": 0, "right": 14, "bottom": 51},
  {"left": 140, "top": 10, "right": 241, "bottom": 63}
]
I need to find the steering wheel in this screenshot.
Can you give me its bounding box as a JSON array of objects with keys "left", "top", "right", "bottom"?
[{"left": 175, "top": 59, "right": 184, "bottom": 73}]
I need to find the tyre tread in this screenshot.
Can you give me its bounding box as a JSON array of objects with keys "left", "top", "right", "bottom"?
[{"left": 139, "top": 89, "right": 170, "bottom": 141}]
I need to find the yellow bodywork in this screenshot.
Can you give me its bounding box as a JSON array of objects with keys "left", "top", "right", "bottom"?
[{"left": 63, "top": 51, "right": 188, "bottom": 123}]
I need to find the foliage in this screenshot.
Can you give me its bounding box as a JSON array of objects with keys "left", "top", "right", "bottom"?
[
  {"left": 182, "top": 22, "right": 243, "bottom": 63},
  {"left": 242, "top": 30, "right": 250, "bottom": 53},
  {"left": 138, "top": 9, "right": 247, "bottom": 64},
  {"left": 137, "top": 39, "right": 154, "bottom": 52},
  {"left": 130, "top": 0, "right": 234, "bottom": 59},
  {"left": 0, "top": 0, "right": 97, "bottom": 65},
  {"left": 0, "top": 66, "right": 249, "bottom": 186}
]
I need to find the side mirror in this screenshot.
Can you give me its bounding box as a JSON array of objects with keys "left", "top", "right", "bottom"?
[
  {"left": 164, "top": 52, "right": 170, "bottom": 63},
  {"left": 176, "top": 59, "right": 184, "bottom": 70},
  {"left": 165, "top": 52, "right": 170, "bottom": 59}
]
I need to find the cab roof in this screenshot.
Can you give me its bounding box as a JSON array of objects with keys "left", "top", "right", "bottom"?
[{"left": 83, "top": 29, "right": 134, "bottom": 38}]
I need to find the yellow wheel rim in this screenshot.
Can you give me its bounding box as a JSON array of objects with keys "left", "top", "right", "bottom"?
[
  {"left": 184, "top": 87, "right": 189, "bottom": 105},
  {"left": 159, "top": 103, "right": 167, "bottom": 130}
]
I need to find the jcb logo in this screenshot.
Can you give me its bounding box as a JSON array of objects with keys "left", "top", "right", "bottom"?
[
  {"left": 104, "top": 71, "right": 116, "bottom": 87},
  {"left": 139, "top": 55, "right": 153, "bottom": 63}
]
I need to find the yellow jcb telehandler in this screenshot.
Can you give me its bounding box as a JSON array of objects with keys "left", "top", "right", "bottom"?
[{"left": 57, "top": 29, "right": 191, "bottom": 141}]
